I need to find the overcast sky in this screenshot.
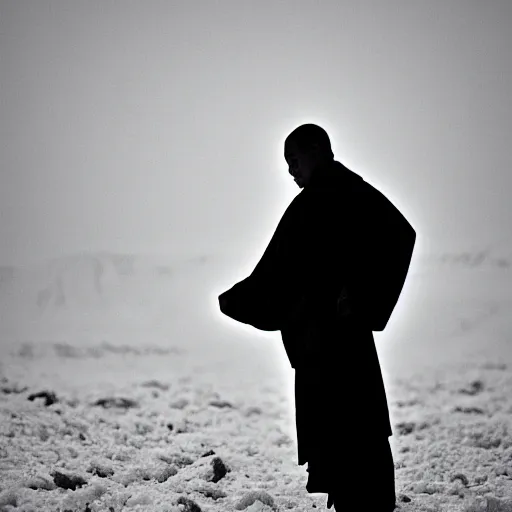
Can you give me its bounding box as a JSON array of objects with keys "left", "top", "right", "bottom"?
[{"left": 1, "top": 1, "right": 511, "bottom": 267}]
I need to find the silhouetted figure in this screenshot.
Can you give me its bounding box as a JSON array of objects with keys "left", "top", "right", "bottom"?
[{"left": 218, "top": 123, "right": 416, "bottom": 511}]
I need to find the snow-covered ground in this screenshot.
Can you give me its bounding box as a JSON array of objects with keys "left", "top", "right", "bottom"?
[{"left": 1, "top": 246, "right": 512, "bottom": 512}]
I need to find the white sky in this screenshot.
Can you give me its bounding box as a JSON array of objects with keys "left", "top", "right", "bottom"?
[{"left": 1, "top": 1, "right": 511, "bottom": 266}]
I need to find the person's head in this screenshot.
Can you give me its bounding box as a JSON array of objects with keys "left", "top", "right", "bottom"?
[{"left": 284, "top": 124, "right": 334, "bottom": 188}]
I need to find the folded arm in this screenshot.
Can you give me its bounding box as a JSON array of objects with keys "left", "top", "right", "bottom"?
[{"left": 218, "top": 200, "right": 301, "bottom": 331}]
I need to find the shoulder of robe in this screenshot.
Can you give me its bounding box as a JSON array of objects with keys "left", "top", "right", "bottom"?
[{"left": 278, "top": 190, "right": 309, "bottom": 223}]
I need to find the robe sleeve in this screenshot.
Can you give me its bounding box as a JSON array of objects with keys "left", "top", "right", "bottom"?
[
  {"left": 348, "top": 184, "right": 416, "bottom": 331},
  {"left": 218, "top": 199, "right": 301, "bottom": 331}
]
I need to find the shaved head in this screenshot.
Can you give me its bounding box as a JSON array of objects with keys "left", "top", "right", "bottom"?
[
  {"left": 284, "top": 124, "right": 334, "bottom": 160},
  {"left": 284, "top": 124, "right": 335, "bottom": 188}
]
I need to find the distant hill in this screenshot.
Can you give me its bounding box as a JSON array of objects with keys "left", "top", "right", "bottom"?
[
  {"left": 0, "top": 251, "right": 235, "bottom": 346},
  {"left": 418, "top": 246, "right": 511, "bottom": 270},
  {"left": 0, "top": 244, "right": 509, "bottom": 350}
]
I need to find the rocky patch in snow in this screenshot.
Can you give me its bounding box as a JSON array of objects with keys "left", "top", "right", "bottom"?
[{"left": 2, "top": 345, "right": 512, "bottom": 511}]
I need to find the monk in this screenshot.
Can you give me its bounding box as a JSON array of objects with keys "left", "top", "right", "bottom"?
[{"left": 218, "top": 123, "right": 416, "bottom": 511}]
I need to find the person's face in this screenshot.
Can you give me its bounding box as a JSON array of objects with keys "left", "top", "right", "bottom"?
[{"left": 284, "top": 139, "right": 318, "bottom": 188}]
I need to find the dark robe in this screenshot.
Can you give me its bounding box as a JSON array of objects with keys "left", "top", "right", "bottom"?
[{"left": 218, "top": 160, "right": 415, "bottom": 498}]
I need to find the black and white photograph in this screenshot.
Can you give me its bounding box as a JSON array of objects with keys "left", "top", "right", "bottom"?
[{"left": 1, "top": 2, "right": 512, "bottom": 511}]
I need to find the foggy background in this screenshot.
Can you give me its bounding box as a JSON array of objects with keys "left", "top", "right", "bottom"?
[
  {"left": 2, "top": 1, "right": 511, "bottom": 268},
  {"left": 1, "top": 1, "right": 511, "bottom": 375},
  {"left": 1, "top": 6, "right": 512, "bottom": 509}
]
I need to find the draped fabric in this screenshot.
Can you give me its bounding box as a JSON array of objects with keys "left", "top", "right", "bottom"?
[
  {"left": 218, "top": 160, "right": 415, "bottom": 500},
  {"left": 219, "top": 160, "right": 416, "bottom": 363}
]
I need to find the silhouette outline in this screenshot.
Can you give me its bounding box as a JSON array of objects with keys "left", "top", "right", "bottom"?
[{"left": 219, "top": 123, "right": 416, "bottom": 511}]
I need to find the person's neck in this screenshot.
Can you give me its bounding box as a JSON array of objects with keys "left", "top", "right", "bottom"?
[
  {"left": 308, "top": 159, "right": 337, "bottom": 184},
  {"left": 314, "top": 158, "right": 336, "bottom": 173}
]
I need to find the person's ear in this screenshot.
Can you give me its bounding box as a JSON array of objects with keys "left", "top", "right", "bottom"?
[{"left": 309, "top": 143, "right": 321, "bottom": 159}]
